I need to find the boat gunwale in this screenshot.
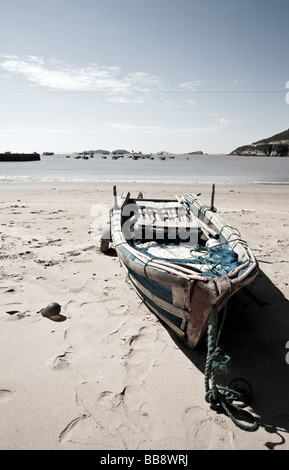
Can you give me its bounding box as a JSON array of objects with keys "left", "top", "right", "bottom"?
[{"left": 112, "top": 191, "right": 258, "bottom": 285}]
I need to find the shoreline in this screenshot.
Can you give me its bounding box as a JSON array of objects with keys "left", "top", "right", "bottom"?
[
  {"left": 1, "top": 177, "right": 289, "bottom": 185},
  {"left": 0, "top": 181, "right": 289, "bottom": 450}
]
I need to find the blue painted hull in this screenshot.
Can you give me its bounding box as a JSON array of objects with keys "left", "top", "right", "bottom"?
[{"left": 110, "top": 190, "right": 259, "bottom": 348}]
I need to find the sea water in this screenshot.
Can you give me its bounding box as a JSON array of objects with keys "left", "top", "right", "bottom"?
[{"left": 0, "top": 153, "right": 289, "bottom": 184}]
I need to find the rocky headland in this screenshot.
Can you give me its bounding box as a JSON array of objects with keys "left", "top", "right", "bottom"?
[{"left": 230, "top": 128, "right": 289, "bottom": 156}]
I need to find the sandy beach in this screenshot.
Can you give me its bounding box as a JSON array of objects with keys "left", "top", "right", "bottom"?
[{"left": 0, "top": 181, "right": 289, "bottom": 451}]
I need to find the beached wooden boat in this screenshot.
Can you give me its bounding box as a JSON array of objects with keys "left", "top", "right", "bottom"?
[
  {"left": 101, "top": 185, "right": 260, "bottom": 430},
  {"left": 102, "top": 186, "right": 259, "bottom": 350}
]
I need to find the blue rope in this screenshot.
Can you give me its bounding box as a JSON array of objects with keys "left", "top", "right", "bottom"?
[{"left": 204, "top": 301, "right": 259, "bottom": 432}]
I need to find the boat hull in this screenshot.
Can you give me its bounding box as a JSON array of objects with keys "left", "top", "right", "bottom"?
[
  {"left": 109, "top": 189, "right": 259, "bottom": 349},
  {"left": 115, "top": 242, "right": 257, "bottom": 348}
]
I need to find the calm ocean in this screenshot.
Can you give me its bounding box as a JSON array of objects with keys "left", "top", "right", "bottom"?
[{"left": 0, "top": 153, "right": 289, "bottom": 184}]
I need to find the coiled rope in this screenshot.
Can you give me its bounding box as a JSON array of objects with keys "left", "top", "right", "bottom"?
[{"left": 204, "top": 299, "right": 259, "bottom": 432}]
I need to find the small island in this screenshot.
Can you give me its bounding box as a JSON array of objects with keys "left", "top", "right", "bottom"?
[{"left": 187, "top": 151, "right": 204, "bottom": 155}]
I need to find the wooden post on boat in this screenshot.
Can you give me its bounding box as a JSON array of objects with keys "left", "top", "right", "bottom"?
[
  {"left": 210, "top": 184, "right": 216, "bottom": 212},
  {"left": 113, "top": 185, "right": 118, "bottom": 209}
]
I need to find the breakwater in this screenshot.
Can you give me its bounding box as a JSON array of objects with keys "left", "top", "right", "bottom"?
[{"left": 0, "top": 153, "right": 41, "bottom": 161}]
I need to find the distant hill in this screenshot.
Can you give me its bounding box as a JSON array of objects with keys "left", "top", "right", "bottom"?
[
  {"left": 230, "top": 129, "right": 289, "bottom": 156},
  {"left": 91, "top": 149, "right": 110, "bottom": 154},
  {"left": 187, "top": 151, "right": 204, "bottom": 155},
  {"left": 112, "top": 149, "right": 130, "bottom": 155}
]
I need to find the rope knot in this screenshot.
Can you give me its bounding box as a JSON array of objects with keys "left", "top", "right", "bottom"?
[
  {"left": 210, "top": 346, "right": 230, "bottom": 373},
  {"left": 205, "top": 388, "right": 221, "bottom": 408}
]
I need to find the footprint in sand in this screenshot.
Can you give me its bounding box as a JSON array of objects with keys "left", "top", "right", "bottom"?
[
  {"left": 58, "top": 414, "right": 91, "bottom": 445},
  {"left": 182, "top": 405, "right": 234, "bottom": 450},
  {"left": 58, "top": 385, "right": 127, "bottom": 447},
  {"left": 5, "top": 309, "right": 27, "bottom": 320},
  {"left": 47, "top": 352, "right": 71, "bottom": 370},
  {"left": 0, "top": 389, "right": 14, "bottom": 403}
]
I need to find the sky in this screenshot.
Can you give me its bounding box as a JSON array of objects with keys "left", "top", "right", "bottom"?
[{"left": 0, "top": 0, "right": 289, "bottom": 154}]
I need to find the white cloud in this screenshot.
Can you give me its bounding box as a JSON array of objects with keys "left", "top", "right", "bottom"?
[
  {"left": 177, "top": 80, "right": 202, "bottom": 91},
  {"left": 0, "top": 55, "right": 201, "bottom": 109},
  {"left": 125, "top": 71, "right": 165, "bottom": 92},
  {"left": 0, "top": 56, "right": 128, "bottom": 93},
  {"left": 162, "top": 97, "right": 197, "bottom": 108},
  {"left": 216, "top": 117, "right": 231, "bottom": 126},
  {"left": 0, "top": 55, "right": 164, "bottom": 97}
]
